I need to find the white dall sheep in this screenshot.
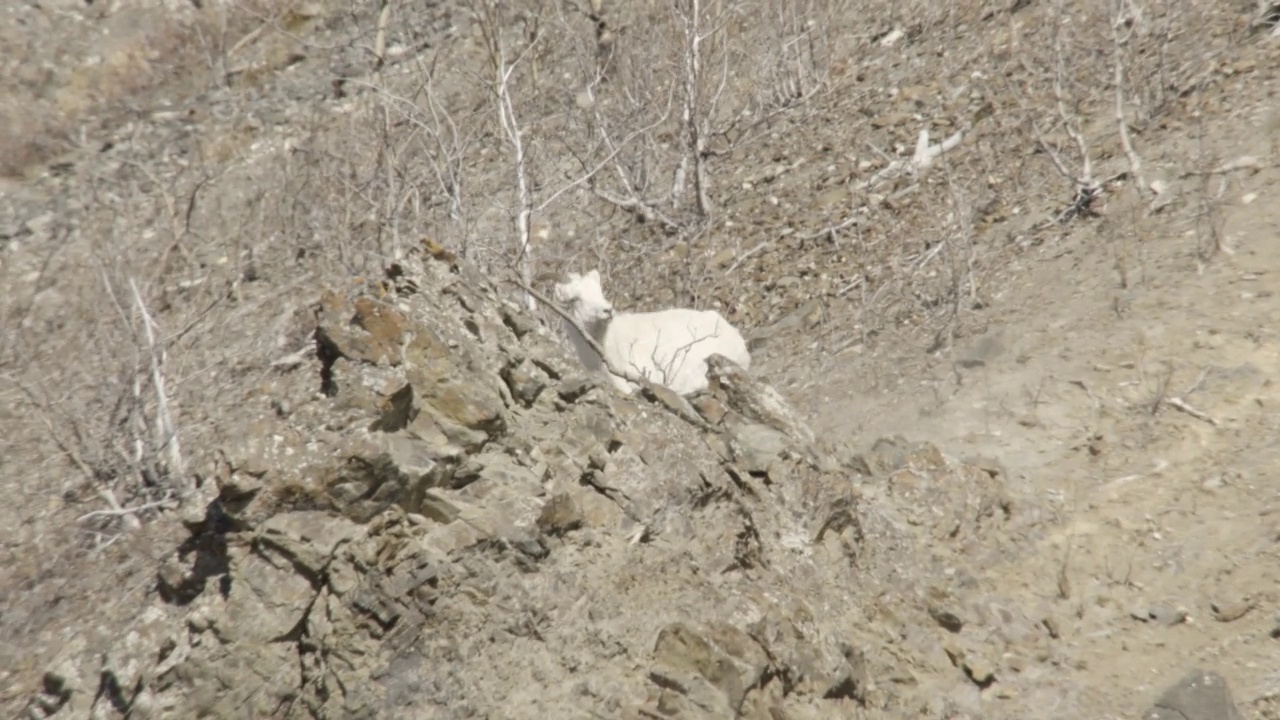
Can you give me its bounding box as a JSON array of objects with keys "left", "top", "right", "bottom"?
[{"left": 552, "top": 269, "right": 751, "bottom": 395}]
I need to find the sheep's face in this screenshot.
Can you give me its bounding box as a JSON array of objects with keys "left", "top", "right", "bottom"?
[{"left": 553, "top": 270, "right": 614, "bottom": 332}]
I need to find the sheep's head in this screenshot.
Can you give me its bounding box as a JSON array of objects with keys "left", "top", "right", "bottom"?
[{"left": 553, "top": 269, "right": 614, "bottom": 334}]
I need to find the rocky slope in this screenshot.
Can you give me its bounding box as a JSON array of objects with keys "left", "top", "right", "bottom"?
[
  {"left": 4, "top": 1, "right": 1278, "bottom": 718},
  {"left": 20, "top": 241, "right": 1028, "bottom": 718}
]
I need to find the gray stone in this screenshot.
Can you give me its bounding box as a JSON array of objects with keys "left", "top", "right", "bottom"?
[{"left": 1143, "top": 669, "right": 1244, "bottom": 720}]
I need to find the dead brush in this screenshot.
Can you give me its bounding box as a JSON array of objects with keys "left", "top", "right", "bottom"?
[{"left": 2, "top": 269, "right": 191, "bottom": 544}]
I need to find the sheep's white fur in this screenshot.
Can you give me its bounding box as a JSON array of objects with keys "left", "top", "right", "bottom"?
[{"left": 552, "top": 269, "right": 751, "bottom": 395}]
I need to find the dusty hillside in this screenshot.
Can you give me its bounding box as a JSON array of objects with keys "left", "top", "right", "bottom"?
[{"left": 3, "top": 0, "right": 1280, "bottom": 718}]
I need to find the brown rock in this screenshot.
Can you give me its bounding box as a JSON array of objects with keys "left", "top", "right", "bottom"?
[
  {"left": 1211, "top": 599, "right": 1254, "bottom": 623},
  {"left": 537, "top": 492, "right": 584, "bottom": 536}
]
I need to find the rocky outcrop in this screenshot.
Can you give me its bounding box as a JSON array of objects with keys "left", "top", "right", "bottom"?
[{"left": 22, "top": 242, "right": 1028, "bottom": 719}]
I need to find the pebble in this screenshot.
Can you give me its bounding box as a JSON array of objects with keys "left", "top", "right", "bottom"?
[
  {"left": 1131, "top": 605, "right": 1188, "bottom": 626},
  {"left": 1210, "top": 599, "right": 1253, "bottom": 623}
]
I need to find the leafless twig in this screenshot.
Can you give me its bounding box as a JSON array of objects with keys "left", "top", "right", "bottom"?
[
  {"left": 1111, "top": 0, "right": 1151, "bottom": 201},
  {"left": 1177, "top": 155, "right": 1266, "bottom": 179},
  {"left": 129, "top": 277, "right": 188, "bottom": 492},
  {"left": 1166, "top": 396, "right": 1219, "bottom": 426},
  {"left": 78, "top": 494, "right": 179, "bottom": 523},
  {"left": 473, "top": 1, "right": 542, "bottom": 308},
  {"left": 799, "top": 214, "right": 862, "bottom": 243},
  {"left": 725, "top": 242, "right": 769, "bottom": 274}
]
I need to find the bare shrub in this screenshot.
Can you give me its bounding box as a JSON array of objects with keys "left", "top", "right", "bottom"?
[
  {"left": 329, "top": 0, "right": 847, "bottom": 280},
  {"left": 2, "top": 0, "right": 1259, "bottom": 539}
]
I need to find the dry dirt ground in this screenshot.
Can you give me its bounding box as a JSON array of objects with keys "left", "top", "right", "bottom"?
[
  {"left": 778, "top": 68, "right": 1280, "bottom": 715},
  {"left": 788, "top": 154, "right": 1280, "bottom": 714},
  {"left": 3, "top": 0, "right": 1280, "bottom": 718}
]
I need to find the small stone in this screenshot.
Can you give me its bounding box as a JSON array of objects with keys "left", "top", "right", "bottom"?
[
  {"left": 1148, "top": 605, "right": 1188, "bottom": 627},
  {"left": 557, "top": 377, "right": 598, "bottom": 402},
  {"left": 501, "top": 359, "right": 547, "bottom": 407},
  {"left": 419, "top": 492, "right": 461, "bottom": 524},
  {"left": 963, "top": 656, "right": 996, "bottom": 687},
  {"left": 927, "top": 600, "right": 965, "bottom": 634},
  {"left": 1210, "top": 599, "right": 1253, "bottom": 623},
  {"left": 689, "top": 395, "right": 727, "bottom": 426},
  {"left": 993, "top": 686, "right": 1017, "bottom": 699},
  {"left": 1143, "top": 668, "right": 1244, "bottom": 720}
]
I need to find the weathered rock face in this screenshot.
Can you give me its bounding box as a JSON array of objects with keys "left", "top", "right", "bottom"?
[{"left": 22, "top": 244, "right": 1031, "bottom": 720}]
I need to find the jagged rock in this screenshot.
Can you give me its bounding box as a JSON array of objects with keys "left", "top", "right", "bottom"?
[
  {"left": 536, "top": 492, "right": 584, "bottom": 535},
  {"left": 402, "top": 324, "right": 507, "bottom": 439},
  {"left": 705, "top": 353, "right": 817, "bottom": 447},
  {"left": 702, "top": 353, "right": 835, "bottom": 472},
  {"left": 380, "top": 432, "right": 444, "bottom": 478},
  {"left": 556, "top": 376, "right": 599, "bottom": 402},
  {"left": 314, "top": 291, "right": 407, "bottom": 367},
  {"left": 26, "top": 640, "right": 90, "bottom": 718},
  {"left": 451, "top": 452, "right": 543, "bottom": 497},
  {"left": 941, "top": 637, "right": 999, "bottom": 688},
  {"left": 642, "top": 381, "right": 714, "bottom": 430},
  {"left": 689, "top": 394, "right": 728, "bottom": 425},
  {"left": 19, "top": 246, "right": 1025, "bottom": 720},
  {"left": 501, "top": 357, "right": 549, "bottom": 407},
  {"left": 725, "top": 421, "right": 791, "bottom": 474},
  {"left": 810, "top": 492, "right": 863, "bottom": 556},
  {"left": 649, "top": 622, "right": 769, "bottom": 716}
]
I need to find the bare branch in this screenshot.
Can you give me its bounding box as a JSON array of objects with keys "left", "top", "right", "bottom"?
[
  {"left": 592, "top": 186, "right": 682, "bottom": 232},
  {"left": 1177, "top": 155, "right": 1266, "bottom": 179},
  {"left": 1112, "top": 0, "right": 1151, "bottom": 200},
  {"left": 538, "top": 108, "right": 674, "bottom": 213},
  {"left": 1165, "top": 396, "right": 1219, "bottom": 426},
  {"left": 470, "top": 0, "right": 544, "bottom": 308},
  {"left": 1053, "top": 49, "right": 1096, "bottom": 196},
  {"left": 725, "top": 242, "right": 769, "bottom": 274},
  {"left": 129, "top": 277, "right": 188, "bottom": 492},
  {"left": 78, "top": 494, "right": 179, "bottom": 523}
]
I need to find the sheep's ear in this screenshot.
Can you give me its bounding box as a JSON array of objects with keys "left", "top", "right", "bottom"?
[{"left": 586, "top": 269, "right": 600, "bottom": 282}]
